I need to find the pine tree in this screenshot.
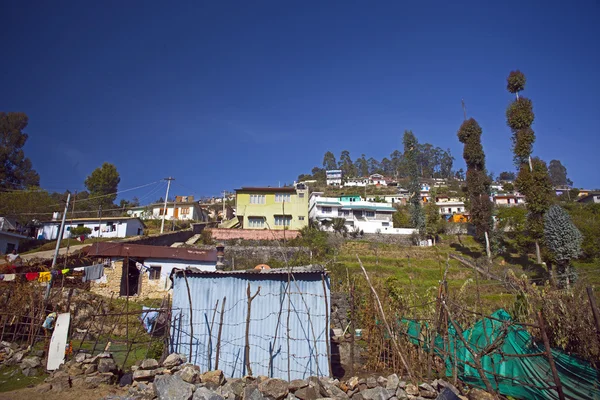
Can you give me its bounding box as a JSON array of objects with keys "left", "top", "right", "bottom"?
[
  {"left": 544, "top": 205, "right": 582, "bottom": 289},
  {"left": 505, "top": 70, "right": 553, "bottom": 264},
  {"left": 457, "top": 118, "right": 493, "bottom": 244},
  {"left": 403, "top": 130, "right": 424, "bottom": 233}
]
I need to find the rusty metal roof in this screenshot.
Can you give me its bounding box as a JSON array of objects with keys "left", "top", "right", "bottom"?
[{"left": 85, "top": 242, "right": 217, "bottom": 262}]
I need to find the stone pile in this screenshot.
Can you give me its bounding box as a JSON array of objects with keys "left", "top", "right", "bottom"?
[
  {"left": 39, "top": 351, "right": 119, "bottom": 392},
  {"left": 99, "top": 352, "right": 487, "bottom": 400},
  {"left": 0, "top": 340, "right": 45, "bottom": 377}
]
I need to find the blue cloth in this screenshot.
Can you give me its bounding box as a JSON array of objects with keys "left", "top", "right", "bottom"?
[{"left": 141, "top": 307, "right": 159, "bottom": 333}]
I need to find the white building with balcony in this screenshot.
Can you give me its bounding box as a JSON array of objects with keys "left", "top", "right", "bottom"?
[
  {"left": 326, "top": 170, "right": 342, "bottom": 186},
  {"left": 308, "top": 192, "right": 415, "bottom": 235}
]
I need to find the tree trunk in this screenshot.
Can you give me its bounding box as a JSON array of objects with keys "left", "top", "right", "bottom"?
[
  {"left": 484, "top": 231, "right": 491, "bottom": 262},
  {"left": 535, "top": 240, "right": 542, "bottom": 264}
]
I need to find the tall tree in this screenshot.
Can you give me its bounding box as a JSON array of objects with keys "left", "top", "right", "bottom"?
[
  {"left": 354, "top": 154, "right": 369, "bottom": 176},
  {"left": 544, "top": 205, "right": 582, "bottom": 289},
  {"left": 403, "top": 131, "right": 424, "bottom": 233},
  {"left": 424, "top": 196, "right": 442, "bottom": 245},
  {"left": 440, "top": 149, "right": 454, "bottom": 179},
  {"left": 390, "top": 150, "right": 403, "bottom": 178},
  {"left": 457, "top": 118, "right": 493, "bottom": 245},
  {"left": 506, "top": 70, "right": 553, "bottom": 264},
  {"left": 84, "top": 162, "right": 121, "bottom": 209},
  {"left": 548, "top": 160, "right": 573, "bottom": 187},
  {"left": 0, "top": 112, "right": 40, "bottom": 189},
  {"left": 367, "top": 157, "right": 381, "bottom": 175},
  {"left": 322, "top": 151, "right": 337, "bottom": 171},
  {"left": 338, "top": 150, "right": 355, "bottom": 177}
]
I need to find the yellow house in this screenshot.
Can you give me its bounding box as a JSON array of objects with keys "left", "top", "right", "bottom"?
[{"left": 235, "top": 186, "right": 309, "bottom": 230}]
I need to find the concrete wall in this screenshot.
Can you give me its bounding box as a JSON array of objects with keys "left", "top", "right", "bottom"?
[
  {"left": 129, "top": 229, "right": 195, "bottom": 246},
  {"left": 209, "top": 228, "right": 300, "bottom": 241},
  {"left": 37, "top": 220, "right": 144, "bottom": 240},
  {"left": 0, "top": 232, "right": 25, "bottom": 254}
]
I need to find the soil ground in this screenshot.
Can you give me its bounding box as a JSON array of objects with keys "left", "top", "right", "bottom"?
[{"left": 0, "top": 384, "right": 127, "bottom": 400}]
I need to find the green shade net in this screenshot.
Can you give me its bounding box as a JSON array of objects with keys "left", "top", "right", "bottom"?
[{"left": 401, "top": 309, "right": 600, "bottom": 399}]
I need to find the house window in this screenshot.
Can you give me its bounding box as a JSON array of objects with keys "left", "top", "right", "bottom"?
[
  {"left": 248, "top": 217, "right": 265, "bottom": 228},
  {"left": 107, "top": 222, "right": 116, "bottom": 232},
  {"left": 275, "top": 194, "right": 291, "bottom": 202},
  {"left": 366, "top": 211, "right": 375, "bottom": 218},
  {"left": 382, "top": 222, "right": 389, "bottom": 227},
  {"left": 342, "top": 210, "right": 350, "bottom": 216},
  {"left": 250, "top": 194, "right": 266, "bottom": 204},
  {"left": 457, "top": 208, "right": 462, "bottom": 213},
  {"left": 180, "top": 208, "right": 190, "bottom": 214},
  {"left": 274, "top": 215, "right": 292, "bottom": 226},
  {"left": 299, "top": 216, "right": 305, "bottom": 221},
  {"left": 149, "top": 266, "right": 161, "bottom": 280},
  {"left": 322, "top": 207, "right": 332, "bottom": 214},
  {"left": 298, "top": 192, "right": 305, "bottom": 198}
]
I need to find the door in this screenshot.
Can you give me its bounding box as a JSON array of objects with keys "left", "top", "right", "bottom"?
[
  {"left": 120, "top": 258, "right": 140, "bottom": 296},
  {"left": 174, "top": 208, "right": 179, "bottom": 219}
]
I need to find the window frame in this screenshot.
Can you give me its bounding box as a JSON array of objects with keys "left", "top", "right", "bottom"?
[{"left": 149, "top": 266, "right": 162, "bottom": 280}]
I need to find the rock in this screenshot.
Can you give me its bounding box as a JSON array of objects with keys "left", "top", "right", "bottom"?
[
  {"left": 32, "top": 350, "right": 45, "bottom": 358},
  {"left": 433, "top": 380, "right": 460, "bottom": 396},
  {"left": 36, "top": 383, "right": 53, "bottom": 393},
  {"left": 84, "top": 372, "right": 116, "bottom": 389},
  {"left": 98, "top": 358, "right": 118, "bottom": 373},
  {"left": 386, "top": 375, "right": 399, "bottom": 391},
  {"left": 179, "top": 365, "right": 201, "bottom": 384},
  {"left": 398, "top": 382, "right": 406, "bottom": 389},
  {"left": 360, "top": 387, "right": 393, "bottom": 400},
  {"left": 22, "top": 367, "right": 39, "bottom": 377},
  {"left": 97, "top": 352, "right": 112, "bottom": 358},
  {"left": 21, "top": 356, "right": 42, "bottom": 369},
  {"left": 51, "top": 375, "right": 71, "bottom": 392},
  {"left": 154, "top": 374, "right": 195, "bottom": 400},
  {"left": 11, "top": 351, "right": 25, "bottom": 364},
  {"left": 219, "top": 378, "right": 245, "bottom": 400},
  {"left": 120, "top": 373, "right": 133, "bottom": 386},
  {"left": 466, "top": 388, "right": 495, "bottom": 400},
  {"left": 294, "top": 386, "right": 319, "bottom": 400},
  {"left": 74, "top": 353, "right": 91, "bottom": 363},
  {"left": 347, "top": 377, "right": 360, "bottom": 391},
  {"left": 289, "top": 379, "right": 308, "bottom": 391},
  {"left": 259, "top": 378, "right": 289, "bottom": 400},
  {"left": 201, "top": 369, "right": 225, "bottom": 386},
  {"left": 162, "top": 353, "right": 187, "bottom": 368},
  {"left": 418, "top": 383, "right": 435, "bottom": 392},
  {"left": 395, "top": 388, "right": 408, "bottom": 400},
  {"left": 133, "top": 368, "right": 158, "bottom": 381},
  {"left": 140, "top": 358, "right": 159, "bottom": 369},
  {"left": 307, "top": 377, "right": 328, "bottom": 397},
  {"left": 325, "top": 384, "right": 348, "bottom": 399},
  {"left": 419, "top": 389, "right": 437, "bottom": 399},
  {"left": 84, "top": 364, "right": 97, "bottom": 374},
  {"left": 377, "top": 377, "right": 388, "bottom": 387},
  {"left": 69, "top": 365, "right": 85, "bottom": 376},
  {"left": 244, "top": 384, "right": 268, "bottom": 400},
  {"left": 366, "top": 377, "right": 377, "bottom": 389},
  {"left": 193, "top": 386, "right": 225, "bottom": 400},
  {"left": 405, "top": 384, "right": 419, "bottom": 396}
]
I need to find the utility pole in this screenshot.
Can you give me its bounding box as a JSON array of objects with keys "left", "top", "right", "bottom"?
[
  {"left": 222, "top": 190, "right": 227, "bottom": 221},
  {"left": 160, "top": 177, "right": 174, "bottom": 234},
  {"left": 44, "top": 192, "right": 71, "bottom": 302}
]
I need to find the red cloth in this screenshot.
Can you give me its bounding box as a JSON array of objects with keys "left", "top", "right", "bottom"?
[{"left": 25, "top": 272, "right": 39, "bottom": 281}]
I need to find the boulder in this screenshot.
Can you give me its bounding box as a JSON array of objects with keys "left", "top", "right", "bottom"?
[
  {"left": 289, "top": 379, "right": 308, "bottom": 391},
  {"left": 307, "top": 377, "right": 328, "bottom": 397},
  {"left": 366, "top": 377, "right": 377, "bottom": 389},
  {"left": 293, "top": 386, "right": 319, "bottom": 400},
  {"left": 218, "top": 378, "right": 245, "bottom": 400},
  {"left": 140, "top": 358, "right": 159, "bottom": 370},
  {"left": 36, "top": 383, "right": 53, "bottom": 393},
  {"left": 385, "top": 374, "right": 399, "bottom": 391},
  {"left": 51, "top": 375, "right": 71, "bottom": 392},
  {"left": 84, "top": 372, "right": 116, "bottom": 389},
  {"left": 405, "top": 384, "right": 419, "bottom": 396},
  {"left": 259, "top": 378, "right": 289, "bottom": 400},
  {"left": 154, "top": 374, "right": 195, "bottom": 400},
  {"left": 433, "top": 380, "right": 460, "bottom": 396},
  {"left": 244, "top": 384, "right": 268, "bottom": 400},
  {"left": 74, "top": 353, "right": 91, "bottom": 363},
  {"left": 395, "top": 388, "right": 408, "bottom": 400},
  {"left": 22, "top": 367, "right": 39, "bottom": 377},
  {"left": 193, "top": 386, "right": 225, "bottom": 400},
  {"left": 21, "top": 356, "right": 42, "bottom": 369},
  {"left": 120, "top": 373, "right": 133, "bottom": 387},
  {"left": 376, "top": 376, "right": 388, "bottom": 387},
  {"left": 68, "top": 365, "right": 84, "bottom": 376},
  {"left": 467, "top": 388, "right": 495, "bottom": 400},
  {"left": 98, "top": 358, "right": 118, "bottom": 373},
  {"left": 162, "top": 353, "right": 187, "bottom": 368},
  {"left": 133, "top": 368, "right": 158, "bottom": 381},
  {"left": 346, "top": 377, "right": 360, "bottom": 391},
  {"left": 84, "top": 364, "right": 97, "bottom": 375},
  {"left": 359, "top": 387, "right": 393, "bottom": 400},
  {"left": 97, "top": 352, "right": 112, "bottom": 358},
  {"left": 201, "top": 370, "right": 225, "bottom": 386},
  {"left": 179, "top": 365, "right": 201, "bottom": 384}
]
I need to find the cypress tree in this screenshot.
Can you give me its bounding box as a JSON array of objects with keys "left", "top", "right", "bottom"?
[
  {"left": 505, "top": 71, "right": 553, "bottom": 264},
  {"left": 544, "top": 205, "right": 582, "bottom": 289},
  {"left": 403, "top": 130, "right": 425, "bottom": 234},
  {"left": 457, "top": 118, "right": 493, "bottom": 244}
]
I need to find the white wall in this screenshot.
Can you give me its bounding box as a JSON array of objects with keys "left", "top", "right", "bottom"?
[
  {"left": 0, "top": 232, "right": 25, "bottom": 254},
  {"left": 138, "top": 258, "right": 216, "bottom": 291},
  {"left": 37, "top": 220, "right": 144, "bottom": 240}
]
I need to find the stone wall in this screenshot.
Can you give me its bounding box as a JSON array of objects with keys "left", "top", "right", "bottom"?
[
  {"left": 209, "top": 228, "right": 300, "bottom": 241},
  {"left": 91, "top": 261, "right": 169, "bottom": 300},
  {"left": 129, "top": 230, "right": 195, "bottom": 246}
]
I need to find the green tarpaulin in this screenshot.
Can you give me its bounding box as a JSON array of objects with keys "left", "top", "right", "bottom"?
[{"left": 402, "top": 309, "right": 600, "bottom": 399}]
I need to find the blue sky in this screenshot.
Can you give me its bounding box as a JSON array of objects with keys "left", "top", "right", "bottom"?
[{"left": 2, "top": 0, "right": 599, "bottom": 201}]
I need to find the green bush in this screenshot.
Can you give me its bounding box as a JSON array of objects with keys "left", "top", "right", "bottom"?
[{"left": 70, "top": 226, "right": 92, "bottom": 236}]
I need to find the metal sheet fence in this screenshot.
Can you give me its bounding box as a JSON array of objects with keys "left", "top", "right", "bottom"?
[{"left": 170, "top": 273, "right": 330, "bottom": 380}]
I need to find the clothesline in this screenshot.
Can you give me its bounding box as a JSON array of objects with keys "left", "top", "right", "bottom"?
[{"left": 0, "top": 263, "right": 104, "bottom": 283}]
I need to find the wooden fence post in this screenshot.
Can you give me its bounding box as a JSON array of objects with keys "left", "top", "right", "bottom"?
[
  {"left": 586, "top": 287, "right": 600, "bottom": 347},
  {"left": 215, "top": 297, "right": 226, "bottom": 370},
  {"left": 537, "top": 311, "right": 566, "bottom": 400},
  {"left": 182, "top": 270, "right": 194, "bottom": 364},
  {"left": 245, "top": 283, "right": 260, "bottom": 376}
]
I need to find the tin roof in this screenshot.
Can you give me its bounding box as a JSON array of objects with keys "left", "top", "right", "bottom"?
[
  {"left": 172, "top": 264, "right": 326, "bottom": 277},
  {"left": 235, "top": 187, "right": 296, "bottom": 193},
  {"left": 85, "top": 242, "right": 217, "bottom": 262}
]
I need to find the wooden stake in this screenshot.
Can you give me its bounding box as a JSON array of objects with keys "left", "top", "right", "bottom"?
[
  {"left": 322, "top": 275, "right": 332, "bottom": 378},
  {"left": 215, "top": 297, "right": 226, "bottom": 370},
  {"left": 245, "top": 283, "right": 260, "bottom": 376},
  {"left": 586, "top": 287, "right": 600, "bottom": 347},
  {"left": 357, "top": 255, "right": 413, "bottom": 380},
  {"left": 537, "top": 311, "right": 565, "bottom": 400},
  {"left": 182, "top": 270, "right": 194, "bottom": 363}
]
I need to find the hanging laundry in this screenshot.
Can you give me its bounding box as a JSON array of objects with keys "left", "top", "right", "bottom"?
[
  {"left": 83, "top": 264, "right": 104, "bottom": 282},
  {"left": 61, "top": 268, "right": 70, "bottom": 275},
  {"left": 25, "top": 272, "right": 39, "bottom": 281},
  {"left": 38, "top": 271, "right": 51, "bottom": 282},
  {"left": 2, "top": 274, "right": 15, "bottom": 281}
]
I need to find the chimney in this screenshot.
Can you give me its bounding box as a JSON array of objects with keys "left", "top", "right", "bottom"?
[{"left": 216, "top": 243, "right": 225, "bottom": 270}]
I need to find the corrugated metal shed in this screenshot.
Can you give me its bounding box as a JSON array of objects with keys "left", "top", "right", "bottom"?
[{"left": 170, "top": 266, "right": 330, "bottom": 380}]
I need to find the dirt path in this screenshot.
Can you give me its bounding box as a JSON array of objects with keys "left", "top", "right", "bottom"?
[{"left": 0, "top": 384, "right": 126, "bottom": 400}]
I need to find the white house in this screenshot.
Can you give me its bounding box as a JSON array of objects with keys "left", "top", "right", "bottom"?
[
  {"left": 129, "top": 196, "right": 208, "bottom": 221},
  {"left": 368, "top": 174, "right": 388, "bottom": 186},
  {"left": 36, "top": 217, "right": 145, "bottom": 240},
  {"left": 578, "top": 192, "right": 600, "bottom": 204},
  {"left": 326, "top": 170, "right": 342, "bottom": 186},
  {"left": 309, "top": 192, "right": 415, "bottom": 235},
  {"left": 87, "top": 242, "right": 219, "bottom": 298},
  {"left": 493, "top": 193, "right": 526, "bottom": 207},
  {"left": 0, "top": 217, "right": 28, "bottom": 254},
  {"left": 436, "top": 201, "right": 466, "bottom": 216},
  {"left": 344, "top": 177, "right": 368, "bottom": 187}
]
